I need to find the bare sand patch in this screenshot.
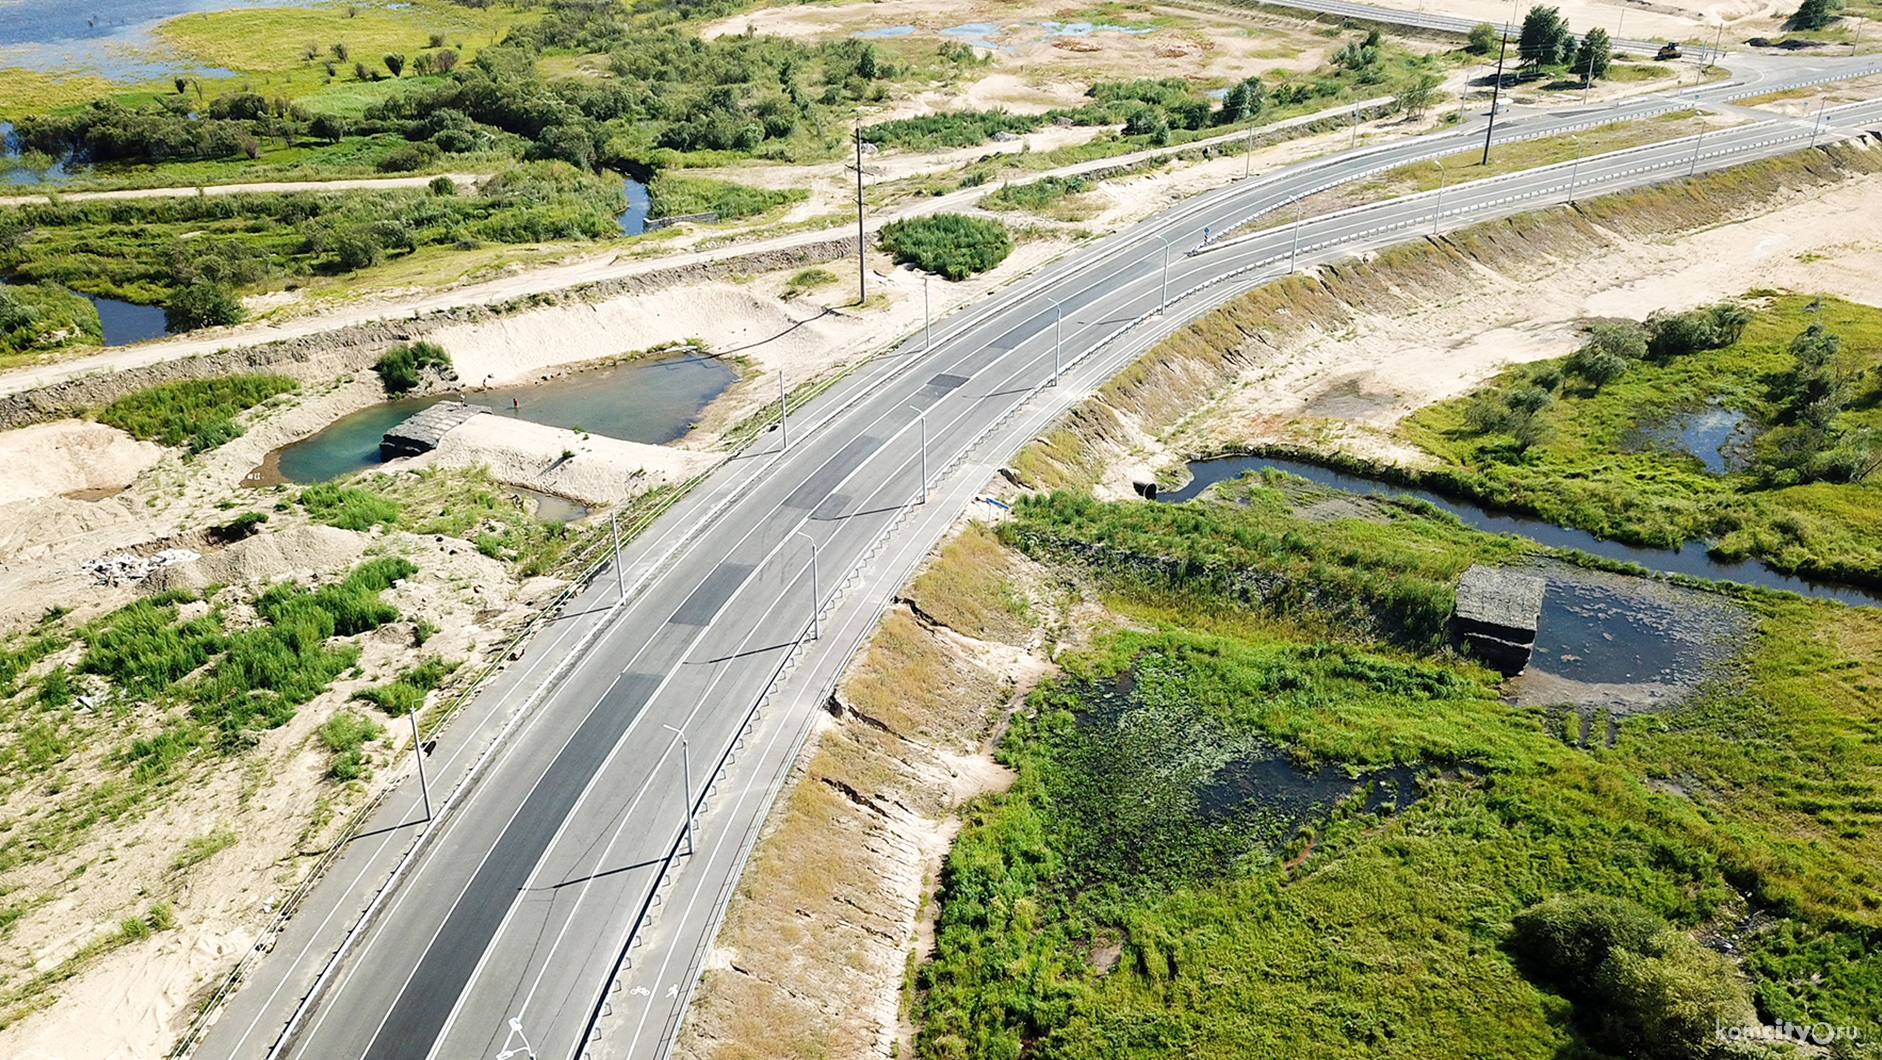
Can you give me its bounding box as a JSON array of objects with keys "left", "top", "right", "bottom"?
[
  {"left": 401, "top": 415, "right": 719, "bottom": 506},
  {"left": 0, "top": 420, "right": 165, "bottom": 505}
]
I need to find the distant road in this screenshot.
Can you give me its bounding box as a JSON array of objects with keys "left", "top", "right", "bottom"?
[{"left": 0, "top": 172, "right": 484, "bottom": 208}]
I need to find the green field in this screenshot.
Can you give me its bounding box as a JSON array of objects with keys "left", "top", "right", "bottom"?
[{"left": 910, "top": 483, "right": 1882, "bottom": 1059}]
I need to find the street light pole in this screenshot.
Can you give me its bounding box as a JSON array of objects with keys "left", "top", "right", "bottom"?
[
  {"left": 1432, "top": 159, "right": 1446, "bottom": 234},
  {"left": 609, "top": 510, "right": 623, "bottom": 599},
  {"left": 778, "top": 369, "right": 788, "bottom": 450},
  {"left": 1051, "top": 301, "right": 1062, "bottom": 387},
  {"left": 1568, "top": 133, "right": 1583, "bottom": 200},
  {"left": 1243, "top": 123, "right": 1255, "bottom": 178},
  {"left": 1689, "top": 128, "right": 1703, "bottom": 176},
  {"left": 1289, "top": 198, "right": 1303, "bottom": 271},
  {"left": 854, "top": 127, "right": 866, "bottom": 306},
  {"left": 408, "top": 707, "right": 430, "bottom": 822},
  {"left": 662, "top": 725, "right": 694, "bottom": 857},
  {"left": 906, "top": 406, "right": 926, "bottom": 504},
  {"left": 923, "top": 274, "right": 931, "bottom": 351},
  {"left": 1153, "top": 233, "right": 1172, "bottom": 314},
  {"left": 794, "top": 531, "right": 819, "bottom": 640},
  {"left": 1811, "top": 96, "right": 1828, "bottom": 147}
]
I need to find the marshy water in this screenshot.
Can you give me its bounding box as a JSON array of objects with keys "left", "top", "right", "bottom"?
[
  {"left": 1620, "top": 405, "right": 1752, "bottom": 474},
  {"left": 261, "top": 351, "right": 736, "bottom": 485},
  {"left": 616, "top": 177, "right": 650, "bottom": 235},
  {"left": 1161, "top": 454, "right": 1882, "bottom": 607},
  {"left": 0, "top": 0, "right": 270, "bottom": 78}
]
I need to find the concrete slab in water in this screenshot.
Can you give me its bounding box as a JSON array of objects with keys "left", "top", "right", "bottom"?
[
  {"left": 1454, "top": 564, "right": 1546, "bottom": 674},
  {"left": 381, "top": 402, "right": 488, "bottom": 461}
]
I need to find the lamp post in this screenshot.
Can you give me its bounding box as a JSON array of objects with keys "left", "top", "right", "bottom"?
[
  {"left": 1153, "top": 232, "right": 1173, "bottom": 315},
  {"left": 778, "top": 370, "right": 788, "bottom": 451},
  {"left": 609, "top": 510, "right": 623, "bottom": 598},
  {"left": 924, "top": 273, "right": 931, "bottom": 351},
  {"left": 1689, "top": 128, "right": 1703, "bottom": 176},
  {"left": 906, "top": 406, "right": 926, "bottom": 504},
  {"left": 1568, "top": 133, "right": 1584, "bottom": 200},
  {"left": 1049, "top": 296, "right": 1064, "bottom": 387},
  {"left": 1289, "top": 198, "right": 1304, "bottom": 272},
  {"left": 408, "top": 707, "right": 430, "bottom": 822},
  {"left": 794, "top": 531, "right": 819, "bottom": 641},
  {"left": 1810, "top": 96, "right": 1828, "bottom": 148},
  {"left": 661, "top": 725, "right": 694, "bottom": 857},
  {"left": 495, "top": 1017, "right": 537, "bottom": 1060},
  {"left": 1432, "top": 159, "right": 1446, "bottom": 234}
]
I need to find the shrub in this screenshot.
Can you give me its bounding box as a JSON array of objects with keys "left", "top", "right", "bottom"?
[
  {"left": 97, "top": 374, "right": 298, "bottom": 453},
  {"left": 877, "top": 214, "right": 1012, "bottom": 281},
  {"left": 1467, "top": 22, "right": 1500, "bottom": 53},
  {"left": 319, "top": 711, "right": 381, "bottom": 780},
  {"left": 372, "top": 340, "right": 451, "bottom": 395},
  {"left": 428, "top": 175, "right": 457, "bottom": 196},
  {"left": 163, "top": 283, "right": 244, "bottom": 333},
  {"left": 645, "top": 173, "right": 806, "bottom": 221},
  {"left": 297, "top": 483, "right": 399, "bottom": 529},
  {"left": 353, "top": 656, "right": 458, "bottom": 714},
  {"left": 0, "top": 283, "right": 102, "bottom": 356},
  {"left": 862, "top": 109, "right": 1042, "bottom": 149},
  {"left": 209, "top": 511, "right": 268, "bottom": 543},
  {"left": 1644, "top": 303, "right": 1752, "bottom": 359}
]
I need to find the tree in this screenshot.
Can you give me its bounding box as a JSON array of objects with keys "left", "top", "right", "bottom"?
[
  {"left": 1518, "top": 6, "right": 1576, "bottom": 70},
  {"left": 330, "top": 228, "right": 384, "bottom": 271},
  {"left": 1568, "top": 347, "right": 1628, "bottom": 391},
  {"left": 1216, "top": 77, "right": 1266, "bottom": 124},
  {"left": 1578, "top": 27, "right": 1613, "bottom": 81},
  {"left": 1394, "top": 72, "right": 1443, "bottom": 116},
  {"left": 434, "top": 48, "right": 458, "bottom": 73},
  {"left": 331, "top": 41, "right": 349, "bottom": 61},
  {"left": 428, "top": 175, "right": 457, "bottom": 196},
  {"left": 383, "top": 53, "right": 405, "bottom": 77},
  {"left": 310, "top": 113, "right": 349, "bottom": 144},
  {"left": 164, "top": 283, "right": 244, "bottom": 333},
  {"left": 1794, "top": 0, "right": 1838, "bottom": 30},
  {"left": 1467, "top": 22, "right": 1500, "bottom": 54}
]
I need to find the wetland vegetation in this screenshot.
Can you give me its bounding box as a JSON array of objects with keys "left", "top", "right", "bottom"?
[{"left": 911, "top": 480, "right": 1882, "bottom": 1059}]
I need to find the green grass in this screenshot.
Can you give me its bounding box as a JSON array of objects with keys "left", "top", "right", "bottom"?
[
  {"left": 878, "top": 214, "right": 1013, "bottom": 281},
  {"left": 96, "top": 374, "right": 299, "bottom": 453},
  {"left": 298, "top": 483, "right": 400, "bottom": 530},
  {"left": 645, "top": 174, "right": 807, "bottom": 222},
  {"left": 169, "top": 826, "right": 236, "bottom": 874},
  {"left": 1394, "top": 293, "right": 1882, "bottom": 584},
  {"left": 317, "top": 711, "right": 381, "bottom": 781},
  {"left": 979, "top": 176, "right": 1099, "bottom": 221},
  {"left": 913, "top": 488, "right": 1882, "bottom": 1059},
  {"left": 0, "top": 283, "right": 102, "bottom": 365},
  {"left": 353, "top": 656, "right": 458, "bottom": 715}
]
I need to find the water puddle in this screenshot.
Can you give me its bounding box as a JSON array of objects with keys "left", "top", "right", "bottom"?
[
  {"left": 0, "top": 0, "right": 268, "bottom": 79},
  {"left": 616, "top": 177, "right": 650, "bottom": 236},
  {"left": 939, "top": 22, "right": 1012, "bottom": 51},
  {"left": 258, "top": 352, "right": 735, "bottom": 485},
  {"left": 1159, "top": 454, "right": 1882, "bottom": 607},
  {"left": 852, "top": 25, "right": 915, "bottom": 38},
  {"left": 89, "top": 293, "right": 169, "bottom": 346},
  {"left": 1620, "top": 404, "right": 1751, "bottom": 473}
]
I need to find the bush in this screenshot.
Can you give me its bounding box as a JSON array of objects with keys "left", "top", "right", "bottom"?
[
  {"left": 209, "top": 511, "right": 268, "bottom": 543},
  {"left": 1467, "top": 21, "right": 1500, "bottom": 53},
  {"left": 353, "top": 656, "right": 458, "bottom": 714},
  {"left": 97, "top": 374, "right": 298, "bottom": 453},
  {"left": 428, "top": 175, "right": 457, "bottom": 196},
  {"left": 1644, "top": 303, "right": 1752, "bottom": 359},
  {"left": 372, "top": 340, "right": 451, "bottom": 395},
  {"left": 298, "top": 483, "right": 399, "bottom": 530},
  {"left": 645, "top": 173, "right": 806, "bottom": 221},
  {"left": 0, "top": 283, "right": 102, "bottom": 356},
  {"left": 163, "top": 283, "right": 244, "bottom": 333},
  {"left": 877, "top": 214, "right": 1012, "bottom": 281},
  {"left": 862, "top": 109, "right": 1042, "bottom": 149},
  {"left": 318, "top": 711, "right": 382, "bottom": 780}
]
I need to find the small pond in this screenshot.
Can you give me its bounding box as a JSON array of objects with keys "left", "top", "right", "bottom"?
[
  {"left": 1159, "top": 454, "right": 1882, "bottom": 607},
  {"left": 265, "top": 351, "right": 736, "bottom": 484},
  {"left": 852, "top": 25, "right": 915, "bottom": 38},
  {"left": 90, "top": 294, "right": 169, "bottom": 346},
  {"left": 616, "top": 177, "right": 650, "bottom": 236},
  {"left": 0, "top": 0, "right": 267, "bottom": 79},
  {"left": 1620, "top": 405, "right": 1752, "bottom": 474}
]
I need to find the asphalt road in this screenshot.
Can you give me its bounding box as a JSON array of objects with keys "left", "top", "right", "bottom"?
[{"left": 190, "top": 56, "right": 1882, "bottom": 1060}]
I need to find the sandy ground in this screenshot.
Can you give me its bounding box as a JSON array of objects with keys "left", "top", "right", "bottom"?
[
  {"left": 401, "top": 415, "right": 719, "bottom": 505},
  {"left": 1356, "top": 0, "right": 1783, "bottom": 41},
  {"left": 0, "top": 420, "right": 165, "bottom": 505},
  {"left": 1103, "top": 168, "right": 1882, "bottom": 495}
]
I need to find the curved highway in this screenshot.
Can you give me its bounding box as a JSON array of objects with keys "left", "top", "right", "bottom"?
[{"left": 188, "top": 56, "right": 1882, "bottom": 1060}]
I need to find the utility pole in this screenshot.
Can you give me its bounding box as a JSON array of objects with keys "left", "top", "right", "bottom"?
[
  {"left": 408, "top": 707, "right": 430, "bottom": 822},
  {"left": 1349, "top": 103, "right": 1359, "bottom": 150},
  {"left": 778, "top": 370, "right": 788, "bottom": 450},
  {"left": 1243, "top": 124, "right": 1255, "bottom": 179},
  {"left": 1482, "top": 32, "right": 1509, "bottom": 165},
  {"left": 854, "top": 127, "right": 866, "bottom": 306},
  {"left": 1711, "top": 22, "right": 1724, "bottom": 68},
  {"left": 794, "top": 532, "right": 819, "bottom": 640},
  {"left": 662, "top": 725, "right": 694, "bottom": 857},
  {"left": 1583, "top": 41, "right": 1595, "bottom": 103},
  {"left": 907, "top": 406, "right": 926, "bottom": 504}
]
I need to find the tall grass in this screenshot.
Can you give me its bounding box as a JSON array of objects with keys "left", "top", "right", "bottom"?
[{"left": 96, "top": 374, "right": 299, "bottom": 453}]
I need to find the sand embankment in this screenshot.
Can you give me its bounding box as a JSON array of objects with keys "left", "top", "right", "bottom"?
[
  {"left": 0, "top": 421, "right": 164, "bottom": 505},
  {"left": 404, "top": 414, "right": 719, "bottom": 506}
]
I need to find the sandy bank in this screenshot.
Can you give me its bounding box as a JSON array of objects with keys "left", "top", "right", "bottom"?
[
  {"left": 0, "top": 421, "right": 165, "bottom": 505},
  {"left": 401, "top": 414, "right": 719, "bottom": 506}
]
